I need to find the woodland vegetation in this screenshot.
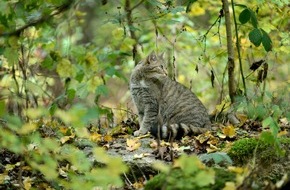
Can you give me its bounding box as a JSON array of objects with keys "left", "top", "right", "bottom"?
[{"left": 0, "top": 0, "right": 289, "bottom": 189}]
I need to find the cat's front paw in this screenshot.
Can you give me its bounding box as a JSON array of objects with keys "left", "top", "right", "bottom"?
[
  {"left": 133, "top": 129, "right": 148, "bottom": 137},
  {"left": 133, "top": 130, "right": 141, "bottom": 137}
]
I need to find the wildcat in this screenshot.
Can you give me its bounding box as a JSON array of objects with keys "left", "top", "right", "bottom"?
[{"left": 130, "top": 52, "right": 211, "bottom": 139}]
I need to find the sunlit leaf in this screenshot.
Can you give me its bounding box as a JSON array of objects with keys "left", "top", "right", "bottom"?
[{"left": 126, "top": 138, "right": 141, "bottom": 151}]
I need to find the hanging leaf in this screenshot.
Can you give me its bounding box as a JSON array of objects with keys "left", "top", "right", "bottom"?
[
  {"left": 210, "top": 70, "right": 215, "bottom": 87},
  {"left": 249, "top": 28, "right": 262, "bottom": 47},
  {"left": 239, "top": 8, "right": 251, "bottom": 24},
  {"left": 249, "top": 60, "right": 264, "bottom": 71},
  {"left": 261, "top": 29, "right": 272, "bottom": 52}
]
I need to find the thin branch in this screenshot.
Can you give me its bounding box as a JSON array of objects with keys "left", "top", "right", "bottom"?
[
  {"left": 125, "top": 0, "right": 139, "bottom": 64},
  {"left": 231, "top": 0, "right": 247, "bottom": 99},
  {"left": 0, "top": 0, "right": 74, "bottom": 37},
  {"left": 130, "top": 0, "right": 145, "bottom": 11}
]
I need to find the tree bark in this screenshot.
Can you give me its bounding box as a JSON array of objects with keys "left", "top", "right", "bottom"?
[{"left": 222, "top": 0, "right": 236, "bottom": 103}]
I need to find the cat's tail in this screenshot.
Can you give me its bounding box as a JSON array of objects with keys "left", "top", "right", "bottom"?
[{"left": 151, "top": 123, "right": 211, "bottom": 140}]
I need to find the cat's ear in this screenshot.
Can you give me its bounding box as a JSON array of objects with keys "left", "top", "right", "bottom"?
[
  {"left": 158, "top": 52, "right": 165, "bottom": 59},
  {"left": 147, "top": 51, "right": 158, "bottom": 64}
]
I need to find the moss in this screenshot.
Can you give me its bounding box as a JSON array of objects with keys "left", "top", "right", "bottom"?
[
  {"left": 228, "top": 137, "right": 290, "bottom": 165},
  {"left": 228, "top": 138, "right": 259, "bottom": 165}
]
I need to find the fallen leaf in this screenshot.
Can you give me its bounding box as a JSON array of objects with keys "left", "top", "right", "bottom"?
[
  {"left": 23, "top": 177, "right": 32, "bottom": 190},
  {"left": 222, "top": 125, "right": 236, "bottom": 138},
  {"left": 60, "top": 134, "right": 75, "bottom": 144},
  {"left": 89, "top": 132, "right": 102, "bottom": 142},
  {"left": 103, "top": 134, "right": 113, "bottom": 142},
  {"left": 133, "top": 153, "right": 151, "bottom": 159},
  {"left": 280, "top": 117, "right": 289, "bottom": 125},
  {"left": 278, "top": 130, "right": 288, "bottom": 137},
  {"left": 206, "top": 144, "right": 219, "bottom": 153},
  {"left": 126, "top": 138, "right": 141, "bottom": 151}
]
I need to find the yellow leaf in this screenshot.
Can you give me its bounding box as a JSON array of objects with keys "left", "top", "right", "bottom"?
[
  {"left": 227, "top": 166, "right": 245, "bottom": 174},
  {"left": 23, "top": 177, "right": 32, "bottom": 190},
  {"left": 87, "top": 76, "right": 103, "bottom": 92},
  {"left": 90, "top": 132, "right": 102, "bottom": 142},
  {"left": 223, "top": 182, "right": 236, "bottom": 190},
  {"left": 84, "top": 52, "right": 98, "bottom": 71},
  {"left": 215, "top": 99, "right": 231, "bottom": 113},
  {"left": 103, "top": 135, "right": 113, "bottom": 142},
  {"left": 120, "top": 38, "right": 136, "bottom": 52},
  {"left": 206, "top": 144, "right": 219, "bottom": 153},
  {"left": 188, "top": 2, "right": 205, "bottom": 16},
  {"left": 56, "top": 58, "right": 77, "bottom": 78},
  {"left": 126, "top": 138, "right": 141, "bottom": 151},
  {"left": 222, "top": 125, "right": 236, "bottom": 138},
  {"left": 236, "top": 113, "right": 248, "bottom": 125},
  {"left": 19, "top": 123, "right": 37, "bottom": 134},
  {"left": 112, "top": 27, "right": 124, "bottom": 40},
  {"left": 60, "top": 134, "right": 75, "bottom": 144}
]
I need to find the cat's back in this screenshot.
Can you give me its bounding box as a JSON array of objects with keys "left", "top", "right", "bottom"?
[{"left": 160, "top": 78, "right": 211, "bottom": 128}]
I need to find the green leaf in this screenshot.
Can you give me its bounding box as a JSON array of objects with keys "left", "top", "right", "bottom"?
[
  {"left": 96, "top": 85, "right": 108, "bottom": 96},
  {"left": 0, "top": 100, "right": 5, "bottom": 116},
  {"left": 261, "top": 29, "right": 272, "bottom": 52},
  {"left": 75, "top": 70, "right": 84, "bottom": 82},
  {"left": 199, "top": 152, "right": 233, "bottom": 165},
  {"left": 249, "top": 9, "right": 258, "bottom": 28},
  {"left": 49, "top": 103, "right": 57, "bottom": 116},
  {"left": 194, "top": 169, "right": 215, "bottom": 187},
  {"left": 66, "top": 89, "right": 76, "bottom": 103},
  {"left": 239, "top": 8, "right": 251, "bottom": 24},
  {"left": 262, "top": 116, "right": 279, "bottom": 136},
  {"left": 41, "top": 56, "right": 54, "bottom": 70},
  {"left": 249, "top": 28, "right": 262, "bottom": 47}
]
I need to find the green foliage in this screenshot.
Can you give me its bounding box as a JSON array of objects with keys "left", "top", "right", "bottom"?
[
  {"left": 0, "top": 0, "right": 289, "bottom": 188},
  {"left": 238, "top": 5, "right": 272, "bottom": 51},
  {"left": 0, "top": 107, "right": 127, "bottom": 189},
  {"left": 146, "top": 155, "right": 235, "bottom": 190}
]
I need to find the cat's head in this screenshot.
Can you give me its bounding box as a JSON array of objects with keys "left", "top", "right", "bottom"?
[{"left": 136, "top": 51, "right": 167, "bottom": 75}]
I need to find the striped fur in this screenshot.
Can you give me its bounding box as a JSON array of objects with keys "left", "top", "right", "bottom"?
[{"left": 130, "top": 52, "right": 211, "bottom": 140}]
